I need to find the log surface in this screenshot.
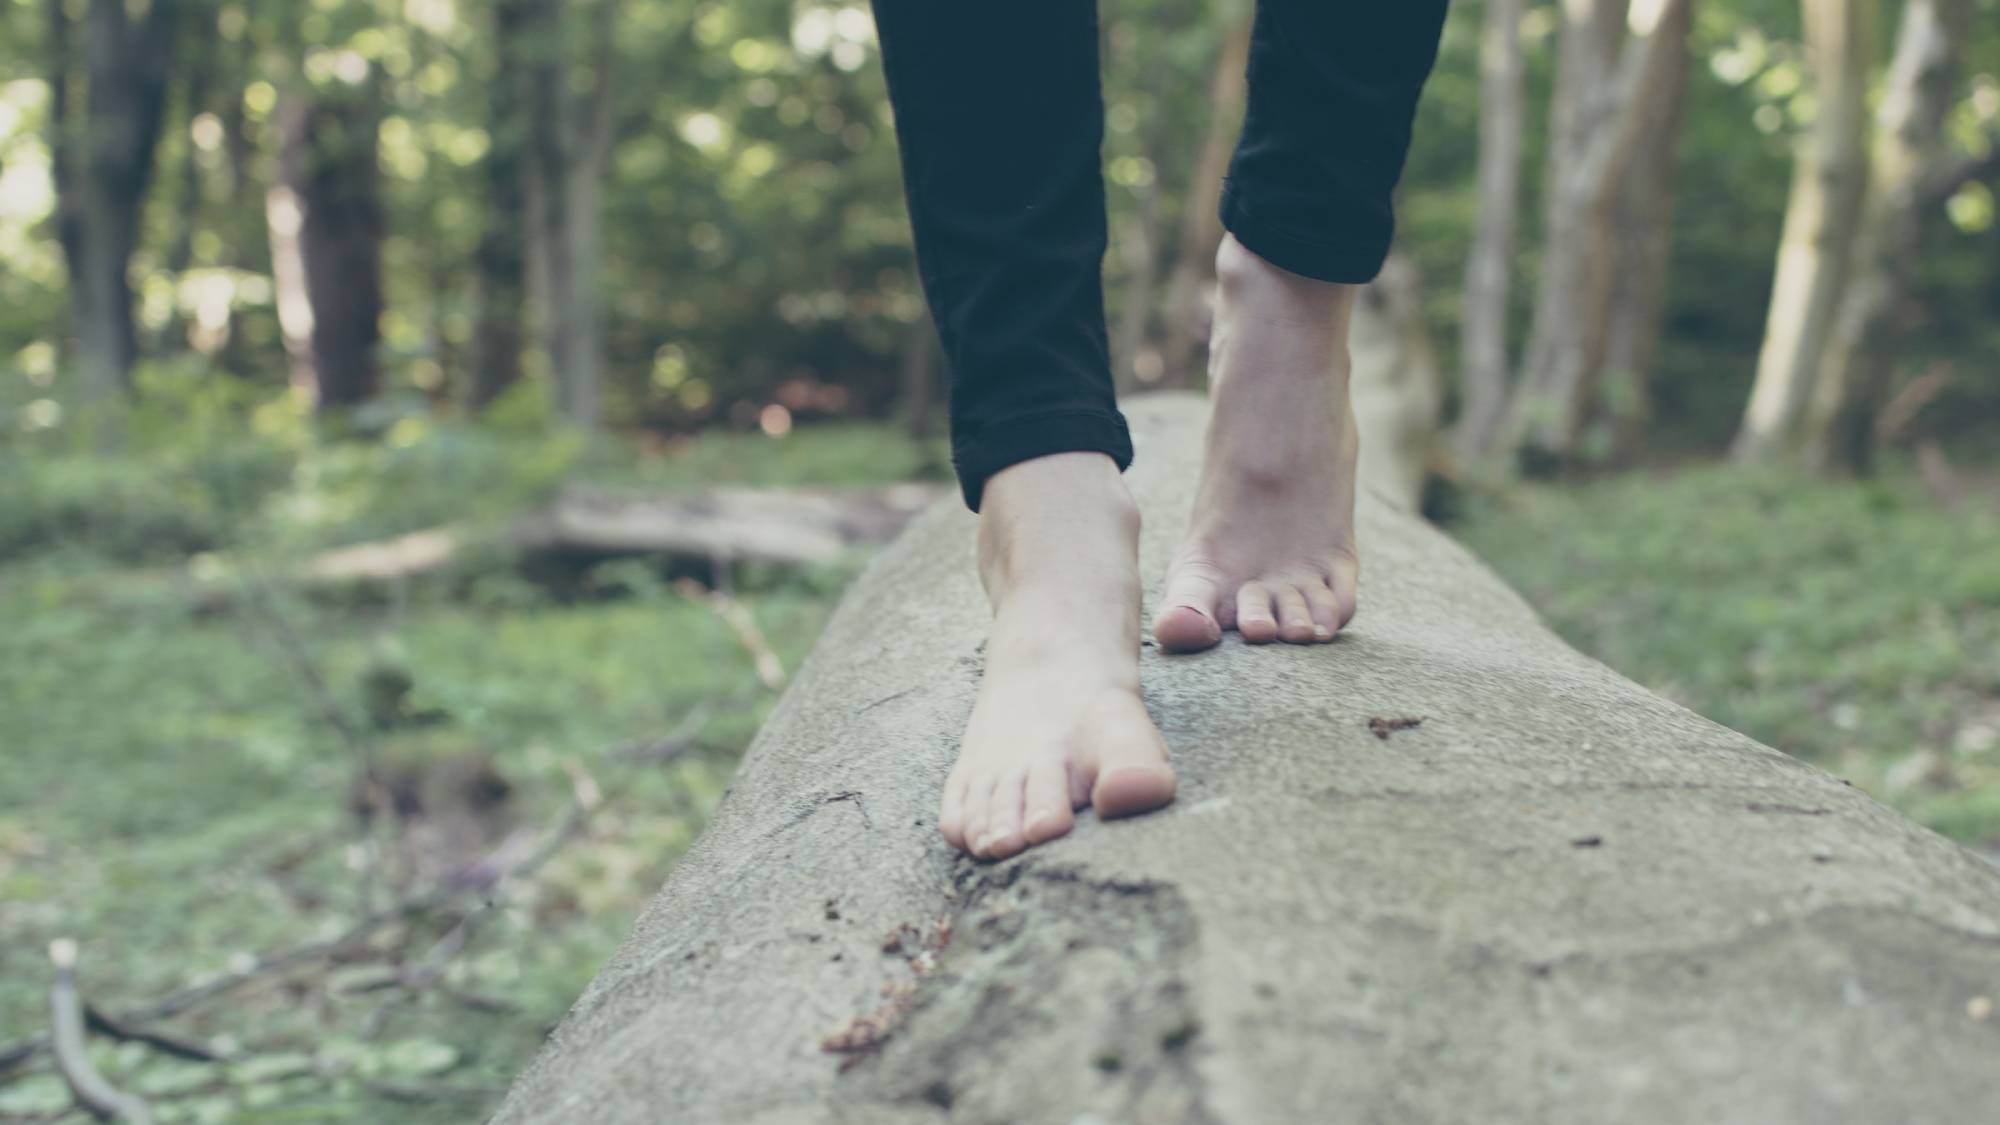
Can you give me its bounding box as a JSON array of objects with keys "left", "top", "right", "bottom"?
[{"left": 493, "top": 395, "right": 2000, "bottom": 1125}]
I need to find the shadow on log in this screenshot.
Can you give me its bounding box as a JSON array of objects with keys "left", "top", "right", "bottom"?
[{"left": 493, "top": 395, "right": 2000, "bottom": 1125}]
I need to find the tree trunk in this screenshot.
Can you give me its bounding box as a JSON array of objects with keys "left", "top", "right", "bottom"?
[
  {"left": 1800, "top": 0, "right": 1969, "bottom": 474},
  {"left": 155, "top": 16, "right": 212, "bottom": 356},
  {"left": 523, "top": 0, "right": 617, "bottom": 430},
  {"left": 1598, "top": 0, "right": 1694, "bottom": 463},
  {"left": 468, "top": 0, "right": 534, "bottom": 410},
  {"left": 1111, "top": 171, "right": 1163, "bottom": 391},
  {"left": 896, "top": 320, "right": 940, "bottom": 441},
  {"left": 1732, "top": 0, "right": 1875, "bottom": 464},
  {"left": 490, "top": 393, "right": 2000, "bottom": 1125},
  {"left": 1158, "top": 15, "right": 1251, "bottom": 390},
  {"left": 1451, "top": 0, "right": 1527, "bottom": 463},
  {"left": 267, "top": 89, "right": 386, "bottom": 409},
  {"left": 53, "top": 0, "right": 179, "bottom": 409},
  {"left": 1501, "top": 0, "right": 1693, "bottom": 470},
  {"left": 1351, "top": 254, "right": 1442, "bottom": 512}
]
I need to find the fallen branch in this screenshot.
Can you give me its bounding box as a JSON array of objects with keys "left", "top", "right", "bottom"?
[
  {"left": 674, "top": 579, "right": 785, "bottom": 689},
  {"left": 1, "top": 709, "right": 714, "bottom": 1078},
  {"left": 83, "top": 1004, "right": 223, "bottom": 1064},
  {"left": 48, "top": 941, "right": 155, "bottom": 1124}
]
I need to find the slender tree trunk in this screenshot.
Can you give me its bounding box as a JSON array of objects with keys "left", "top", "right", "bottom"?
[
  {"left": 55, "top": 0, "right": 179, "bottom": 410},
  {"left": 156, "top": 19, "right": 211, "bottom": 356},
  {"left": 1452, "top": 0, "right": 1527, "bottom": 463},
  {"left": 1112, "top": 172, "right": 1163, "bottom": 390},
  {"left": 468, "top": 0, "right": 533, "bottom": 410},
  {"left": 523, "top": 0, "right": 617, "bottom": 430},
  {"left": 1732, "top": 0, "right": 1875, "bottom": 464},
  {"left": 1598, "top": 0, "right": 1694, "bottom": 463},
  {"left": 267, "top": 89, "right": 386, "bottom": 409},
  {"left": 1802, "top": 0, "right": 1969, "bottom": 474},
  {"left": 1159, "top": 14, "right": 1251, "bottom": 389},
  {"left": 1500, "top": 0, "right": 1693, "bottom": 470},
  {"left": 896, "top": 320, "right": 940, "bottom": 441},
  {"left": 1351, "top": 253, "right": 1443, "bottom": 512}
]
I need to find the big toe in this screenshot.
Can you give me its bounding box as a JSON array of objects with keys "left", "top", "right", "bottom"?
[
  {"left": 1153, "top": 566, "right": 1226, "bottom": 653},
  {"left": 1080, "top": 695, "right": 1177, "bottom": 819},
  {"left": 1151, "top": 604, "right": 1222, "bottom": 653}
]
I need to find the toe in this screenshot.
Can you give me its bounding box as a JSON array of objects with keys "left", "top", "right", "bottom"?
[
  {"left": 1327, "top": 552, "right": 1360, "bottom": 628},
  {"left": 1022, "top": 761, "right": 1076, "bottom": 845},
  {"left": 1152, "top": 564, "right": 1225, "bottom": 653},
  {"left": 1081, "top": 695, "right": 1177, "bottom": 820},
  {"left": 1303, "top": 582, "right": 1341, "bottom": 641},
  {"left": 1235, "top": 582, "right": 1278, "bottom": 643},
  {"left": 937, "top": 772, "right": 970, "bottom": 848},
  {"left": 981, "top": 772, "right": 1030, "bottom": 860},
  {"left": 961, "top": 775, "right": 996, "bottom": 857},
  {"left": 1274, "top": 585, "right": 1317, "bottom": 644}
]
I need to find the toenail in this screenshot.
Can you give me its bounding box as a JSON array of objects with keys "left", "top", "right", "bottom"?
[
  {"left": 1313, "top": 625, "right": 1332, "bottom": 640},
  {"left": 974, "top": 833, "right": 993, "bottom": 853}
]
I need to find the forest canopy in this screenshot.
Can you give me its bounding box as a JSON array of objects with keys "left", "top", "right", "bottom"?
[{"left": 1, "top": 0, "right": 1994, "bottom": 468}]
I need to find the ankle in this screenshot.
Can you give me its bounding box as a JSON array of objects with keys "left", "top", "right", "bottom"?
[
  {"left": 975, "top": 452, "right": 1138, "bottom": 592},
  {"left": 1214, "top": 234, "right": 1357, "bottom": 327}
]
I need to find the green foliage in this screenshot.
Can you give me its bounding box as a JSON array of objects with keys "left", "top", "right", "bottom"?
[
  {"left": 0, "top": 417, "right": 930, "bottom": 1122},
  {"left": 1458, "top": 462, "right": 2000, "bottom": 845}
]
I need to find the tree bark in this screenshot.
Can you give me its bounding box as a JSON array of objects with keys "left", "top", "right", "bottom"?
[
  {"left": 1598, "top": 0, "right": 1694, "bottom": 463},
  {"left": 895, "top": 320, "right": 940, "bottom": 441},
  {"left": 468, "top": 0, "right": 534, "bottom": 410},
  {"left": 155, "top": 14, "right": 212, "bottom": 356},
  {"left": 1732, "top": 0, "right": 1875, "bottom": 464},
  {"left": 52, "top": 0, "right": 179, "bottom": 409},
  {"left": 1111, "top": 172, "right": 1162, "bottom": 391},
  {"left": 1158, "top": 14, "right": 1251, "bottom": 390},
  {"left": 1351, "top": 254, "right": 1442, "bottom": 512},
  {"left": 267, "top": 89, "right": 387, "bottom": 409},
  {"left": 490, "top": 394, "right": 2000, "bottom": 1125},
  {"left": 1501, "top": 0, "right": 1693, "bottom": 470},
  {"left": 1451, "top": 0, "right": 1527, "bottom": 463},
  {"left": 523, "top": 0, "right": 617, "bottom": 429},
  {"left": 1800, "top": 0, "right": 1970, "bottom": 474}
]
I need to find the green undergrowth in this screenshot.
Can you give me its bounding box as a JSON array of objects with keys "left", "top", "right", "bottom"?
[
  {"left": 1456, "top": 462, "right": 2000, "bottom": 848},
  {"left": 0, "top": 413, "right": 936, "bottom": 1123}
]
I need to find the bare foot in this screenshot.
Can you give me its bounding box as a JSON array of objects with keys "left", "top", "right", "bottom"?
[
  {"left": 939, "top": 453, "right": 1178, "bottom": 859},
  {"left": 1152, "top": 234, "right": 1361, "bottom": 652}
]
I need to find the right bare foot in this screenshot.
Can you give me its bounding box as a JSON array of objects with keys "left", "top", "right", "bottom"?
[{"left": 938, "top": 453, "right": 1178, "bottom": 860}]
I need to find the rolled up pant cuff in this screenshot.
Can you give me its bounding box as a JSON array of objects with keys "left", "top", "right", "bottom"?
[
  {"left": 1220, "top": 186, "right": 1393, "bottom": 285},
  {"left": 951, "top": 409, "right": 1135, "bottom": 511}
]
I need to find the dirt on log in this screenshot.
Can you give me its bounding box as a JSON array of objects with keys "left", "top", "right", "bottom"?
[{"left": 492, "top": 395, "right": 2000, "bottom": 1125}]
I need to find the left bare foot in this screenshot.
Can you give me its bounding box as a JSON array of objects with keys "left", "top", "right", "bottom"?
[{"left": 1151, "top": 234, "right": 1361, "bottom": 652}]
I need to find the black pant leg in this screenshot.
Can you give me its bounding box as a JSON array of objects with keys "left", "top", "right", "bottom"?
[
  {"left": 1222, "top": 1, "right": 1450, "bottom": 284},
  {"left": 872, "top": 1, "right": 1133, "bottom": 511}
]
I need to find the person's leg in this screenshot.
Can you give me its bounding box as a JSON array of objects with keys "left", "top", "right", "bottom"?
[
  {"left": 873, "top": 1, "right": 1176, "bottom": 858},
  {"left": 1152, "top": 1, "right": 1449, "bottom": 652}
]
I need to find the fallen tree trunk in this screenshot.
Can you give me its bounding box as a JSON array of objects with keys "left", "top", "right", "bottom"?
[
  {"left": 184, "top": 483, "right": 947, "bottom": 603},
  {"left": 493, "top": 394, "right": 2000, "bottom": 1124}
]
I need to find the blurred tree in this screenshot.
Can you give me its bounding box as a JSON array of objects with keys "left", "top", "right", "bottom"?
[
  {"left": 1156, "top": 10, "right": 1251, "bottom": 390},
  {"left": 48, "top": 0, "right": 182, "bottom": 411},
  {"left": 1501, "top": 0, "right": 1697, "bottom": 470},
  {"left": 1733, "top": 0, "right": 1875, "bottom": 464},
  {"left": 268, "top": 82, "right": 386, "bottom": 409},
  {"left": 523, "top": 0, "right": 618, "bottom": 430},
  {"left": 467, "top": 0, "right": 534, "bottom": 409},
  {"left": 1598, "top": 0, "right": 1694, "bottom": 462},
  {"left": 1452, "top": 0, "right": 1529, "bottom": 462},
  {"left": 1803, "top": 0, "right": 1986, "bottom": 473}
]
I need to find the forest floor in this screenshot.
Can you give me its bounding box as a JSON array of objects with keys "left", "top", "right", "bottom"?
[{"left": 1, "top": 413, "right": 1995, "bottom": 1123}]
